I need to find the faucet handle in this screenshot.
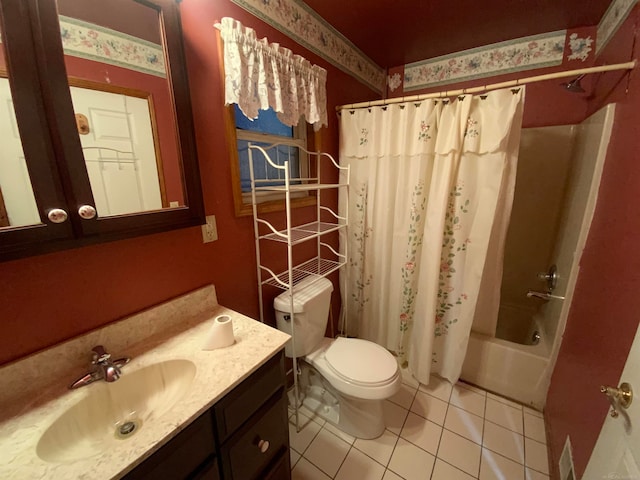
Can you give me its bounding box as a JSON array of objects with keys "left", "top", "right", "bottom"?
[{"left": 91, "top": 345, "right": 111, "bottom": 364}]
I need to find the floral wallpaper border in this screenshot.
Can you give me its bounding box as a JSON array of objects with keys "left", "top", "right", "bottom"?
[
  {"left": 230, "top": 0, "right": 385, "bottom": 93},
  {"left": 59, "top": 15, "right": 166, "bottom": 78},
  {"left": 403, "top": 31, "right": 566, "bottom": 91},
  {"left": 597, "top": 0, "right": 639, "bottom": 54}
]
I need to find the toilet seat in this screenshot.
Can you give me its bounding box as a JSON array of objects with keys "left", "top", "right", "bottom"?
[
  {"left": 325, "top": 337, "right": 398, "bottom": 387},
  {"left": 306, "top": 337, "right": 401, "bottom": 400}
]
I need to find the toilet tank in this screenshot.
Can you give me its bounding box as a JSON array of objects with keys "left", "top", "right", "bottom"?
[{"left": 274, "top": 277, "right": 333, "bottom": 358}]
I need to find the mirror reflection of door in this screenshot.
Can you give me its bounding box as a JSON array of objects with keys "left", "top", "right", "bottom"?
[
  {"left": 57, "top": 0, "right": 185, "bottom": 217},
  {"left": 69, "top": 83, "right": 165, "bottom": 216},
  {"left": 0, "top": 77, "right": 41, "bottom": 228}
]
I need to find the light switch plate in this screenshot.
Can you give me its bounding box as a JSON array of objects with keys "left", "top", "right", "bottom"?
[{"left": 201, "top": 215, "right": 218, "bottom": 243}]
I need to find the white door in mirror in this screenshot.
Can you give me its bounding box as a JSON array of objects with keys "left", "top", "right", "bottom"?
[
  {"left": 202, "top": 215, "right": 218, "bottom": 243},
  {"left": 70, "top": 86, "right": 163, "bottom": 217},
  {"left": 0, "top": 79, "right": 41, "bottom": 227}
]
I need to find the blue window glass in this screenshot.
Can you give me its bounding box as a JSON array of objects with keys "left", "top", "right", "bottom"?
[
  {"left": 234, "top": 105, "right": 294, "bottom": 137},
  {"left": 234, "top": 105, "right": 302, "bottom": 193}
]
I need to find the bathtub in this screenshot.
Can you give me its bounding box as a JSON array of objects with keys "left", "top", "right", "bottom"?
[{"left": 460, "top": 317, "right": 549, "bottom": 409}]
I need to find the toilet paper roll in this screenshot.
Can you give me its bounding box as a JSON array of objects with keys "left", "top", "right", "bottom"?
[{"left": 202, "top": 314, "right": 235, "bottom": 350}]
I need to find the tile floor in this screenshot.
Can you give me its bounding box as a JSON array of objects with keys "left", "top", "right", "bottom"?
[{"left": 288, "top": 370, "right": 550, "bottom": 480}]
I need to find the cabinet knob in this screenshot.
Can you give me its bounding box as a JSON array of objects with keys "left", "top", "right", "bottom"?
[
  {"left": 47, "top": 208, "right": 68, "bottom": 224},
  {"left": 257, "top": 439, "right": 270, "bottom": 453},
  {"left": 78, "top": 205, "right": 97, "bottom": 220}
]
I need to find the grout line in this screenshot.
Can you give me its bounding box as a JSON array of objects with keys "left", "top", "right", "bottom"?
[
  {"left": 483, "top": 416, "right": 526, "bottom": 435},
  {"left": 482, "top": 442, "right": 526, "bottom": 467},
  {"left": 478, "top": 387, "right": 488, "bottom": 479},
  {"left": 333, "top": 443, "right": 353, "bottom": 479},
  {"left": 431, "top": 385, "right": 453, "bottom": 480},
  {"left": 437, "top": 457, "right": 480, "bottom": 479}
]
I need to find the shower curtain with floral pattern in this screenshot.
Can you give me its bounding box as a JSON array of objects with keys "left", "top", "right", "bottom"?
[{"left": 338, "top": 88, "right": 524, "bottom": 384}]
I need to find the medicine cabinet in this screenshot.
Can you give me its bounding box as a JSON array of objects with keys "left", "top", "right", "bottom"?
[{"left": 0, "top": 0, "right": 204, "bottom": 261}]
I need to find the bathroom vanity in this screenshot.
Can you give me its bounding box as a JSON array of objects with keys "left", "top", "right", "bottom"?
[
  {"left": 123, "top": 352, "right": 289, "bottom": 480},
  {"left": 0, "top": 285, "right": 291, "bottom": 480}
]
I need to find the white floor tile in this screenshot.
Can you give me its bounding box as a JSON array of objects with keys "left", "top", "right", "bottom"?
[
  {"left": 335, "top": 447, "right": 386, "bottom": 480},
  {"left": 304, "top": 428, "right": 351, "bottom": 477},
  {"left": 354, "top": 428, "right": 399, "bottom": 466},
  {"left": 524, "top": 437, "right": 549, "bottom": 475},
  {"left": 298, "top": 404, "right": 327, "bottom": 426},
  {"left": 487, "top": 392, "right": 524, "bottom": 410},
  {"left": 526, "top": 467, "right": 550, "bottom": 480},
  {"left": 388, "top": 438, "right": 436, "bottom": 480},
  {"left": 451, "top": 384, "right": 486, "bottom": 417},
  {"left": 419, "top": 375, "right": 453, "bottom": 402},
  {"left": 480, "top": 447, "right": 525, "bottom": 480},
  {"left": 389, "top": 382, "right": 417, "bottom": 410},
  {"left": 400, "top": 367, "right": 420, "bottom": 388},
  {"left": 410, "top": 390, "right": 448, "bottom": 425},
  {"left": 292, "top": 457, "right": 332, "bottom": 480},
  {"left": 482, "top": 420, "right": 525, "bottom": 464},
  {"left": 289, "top": 413, "right": 323, "bottom": 454},
  {"left": 432, "top": 459, "right": 476, "bottom": 480},
  {"left": 457, "top": 381, "right": 487, "bottom": 396},
  {"left": 437, "top": 429, "right": 481, "bottom": 477},
  {"left": 290, "top": 449, "right": 301, "bottom": 469},
  {"left": 445, "top": 405, "right": 484, "bottom": 445},
  {"left": 323, "top": 422, "right": 356, "bottom": 445},
  {"left": 485, "top": 397, "right": 524, "bottom": 434},
  {"left": 382, "top": 470, "right": 404, "bottom": 480},
  {"left": 383, "top": 400, "right": 409, "bottom": 435},
  {"left": 524, "top": 413, "right": 547, "bottom": 444},
  {"left": 523, "top": 406, "right": 544, "bottom": 418},
  {"left": 400, "top": 412, "right": 442, "bottom": 455}
]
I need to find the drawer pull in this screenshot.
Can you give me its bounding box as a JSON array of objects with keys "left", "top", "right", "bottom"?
[{"left": 257, "top": 439, "right": 270, "bottom": 454}]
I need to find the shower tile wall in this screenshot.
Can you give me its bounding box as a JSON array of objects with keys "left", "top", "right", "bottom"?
[
  {"left": 289, "top": 371, "right": 550, "bottom": 480},
  {"left": 496, "top": 125, "right": 576, "bottom": 343}
]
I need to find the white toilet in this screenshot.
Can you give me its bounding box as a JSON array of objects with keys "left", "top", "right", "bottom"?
[{"left": 274, "top": 277, "right": 401, "bottom": 439}]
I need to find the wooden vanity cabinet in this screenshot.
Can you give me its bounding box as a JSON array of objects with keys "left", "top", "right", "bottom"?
[{"left": 122, "top": 351, "right": 290, "bottom": 480}]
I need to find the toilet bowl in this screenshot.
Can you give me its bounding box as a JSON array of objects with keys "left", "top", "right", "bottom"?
[{"left": 274, "top": 277, "right": 401, "bottom": 439}]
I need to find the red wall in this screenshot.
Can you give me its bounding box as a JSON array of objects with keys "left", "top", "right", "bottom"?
[
  {"left": 545, "top": 7, "right": 640, "bottom": 478},
  {"left": 0, "top": 0, "right": 376, "bottom": 366}
]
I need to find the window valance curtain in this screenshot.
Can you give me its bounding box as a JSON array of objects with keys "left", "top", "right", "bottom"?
[{"left": 217, "top": 17, "right": 328, "bottom": 130}]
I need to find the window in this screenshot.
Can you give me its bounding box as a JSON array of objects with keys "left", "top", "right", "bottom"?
[{"left": 227, "top": 105, "right": 317, "bottom": 216}]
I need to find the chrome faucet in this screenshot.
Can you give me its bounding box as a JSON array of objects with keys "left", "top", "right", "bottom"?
[{"left": 69, "top": 345, "right": 130, "bottom": 389}]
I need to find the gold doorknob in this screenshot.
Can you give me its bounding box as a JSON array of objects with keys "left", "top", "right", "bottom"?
[{"left": 600, "top": 382, "right": 633, "bottom": 418}]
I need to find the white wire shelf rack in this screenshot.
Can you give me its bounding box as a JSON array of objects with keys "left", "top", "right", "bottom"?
[
  {"left": 253, "top": 183, "right": 349, "bottom": 192},
  {"left": 260, "top": 256, "right": 346, "bottom": 290},
  {"left": 260, "top": 220, "right": 347, "bottom": 245}
]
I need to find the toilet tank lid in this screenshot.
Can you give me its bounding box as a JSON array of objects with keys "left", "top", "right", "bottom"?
[{"left": 273, "top": 277, "right": 334, "bottom": 314}]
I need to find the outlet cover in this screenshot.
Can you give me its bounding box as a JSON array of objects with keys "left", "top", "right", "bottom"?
[{"left": 201, "top": 215, "right": 218, "bottom": 243}]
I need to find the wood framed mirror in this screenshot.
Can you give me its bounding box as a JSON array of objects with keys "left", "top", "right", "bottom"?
[{"left": 0, "top": 0, "right": 204, "bottom": 260}]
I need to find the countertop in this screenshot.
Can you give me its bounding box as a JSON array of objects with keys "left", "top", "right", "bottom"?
[{"left": 0, "top": 286, "right": 290, "bottom": 479}]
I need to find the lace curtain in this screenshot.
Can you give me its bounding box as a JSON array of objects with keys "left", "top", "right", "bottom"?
[{"left": 217, "top": 17, "right": 328, "bottom": 130}]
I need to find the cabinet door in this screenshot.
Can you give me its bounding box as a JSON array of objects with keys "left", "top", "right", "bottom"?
[
  {"left": 220, "top": 391, "right": 289, "bottom": 480},
  {"left": 0, "top": 0, "right": 74, "bottom": 254},
  {"left": 28, "top": 0, "right": 204, "bottom": 241}
]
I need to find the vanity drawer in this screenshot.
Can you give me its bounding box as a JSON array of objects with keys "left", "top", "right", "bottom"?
[
  {"left": 122, "top": 410, "right": 216, "bottom": 480},
  {"left": 214, "top": 351, "right": 285, "bottom": 441},
  {"left": 220, "top": 391, "right": 289, "bottom": 480}
]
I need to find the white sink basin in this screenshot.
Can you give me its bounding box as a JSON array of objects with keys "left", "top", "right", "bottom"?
[{"left": 36, "top": 359, "right": 196, "bottom": 464}]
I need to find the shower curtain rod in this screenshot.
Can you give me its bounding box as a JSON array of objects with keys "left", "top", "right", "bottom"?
[{"left": 336, "top": 60, "right": 636, "bottom": 111}]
